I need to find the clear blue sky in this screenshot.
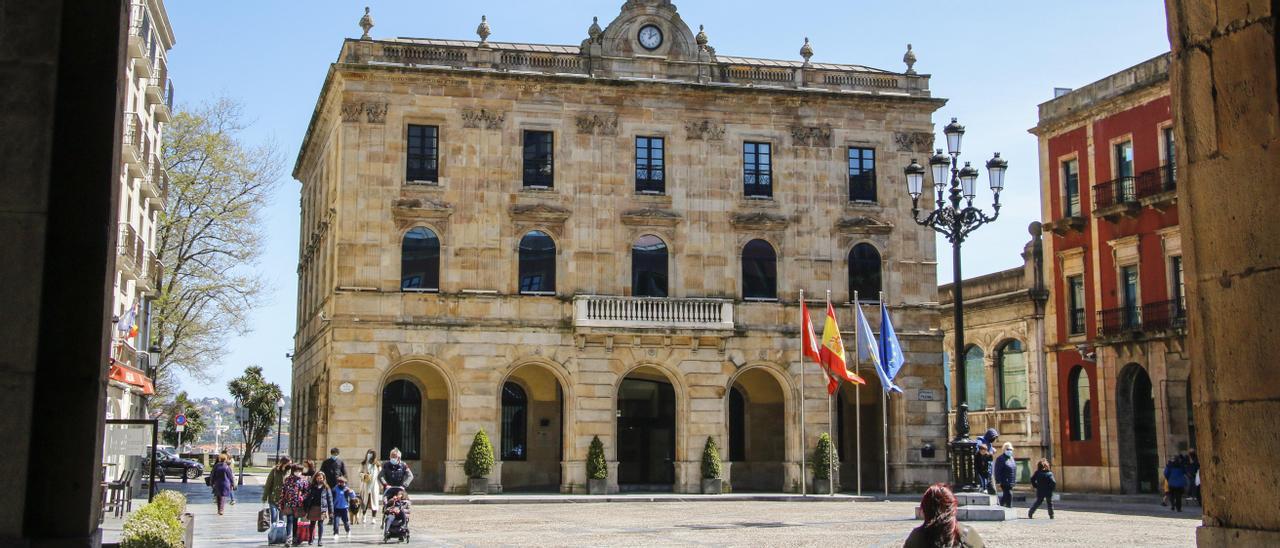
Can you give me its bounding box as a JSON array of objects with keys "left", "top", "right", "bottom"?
[{"left": 166, "top": 1, "right": 1171, "bottom": 399}]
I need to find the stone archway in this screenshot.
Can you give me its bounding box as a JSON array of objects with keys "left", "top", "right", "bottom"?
[
  {"left": 726, "top": 367, "right": 788, "bottom": 492},
  {"left": 836, "top": 374, "right": 886, "bottom": 493},
  {"left": 1118, "top": 363, "right": 1159, "bottom": 494},
  {"left": 616, "top": 365, "right": 677, "bottom": 492},
  {"left": 499, "top": 363, "right": 567, "bottom": 492},
  {"left": 380, "top": 361, "right": 453, "bottom": 492}
]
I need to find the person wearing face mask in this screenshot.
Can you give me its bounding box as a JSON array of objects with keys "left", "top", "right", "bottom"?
[
  {"left": 357, "top": 450, "right": 380, "bottom": 524},
  {"left": 377, "top": 447, "right": 414, "bottom": 503},
  {"left": 993, "top": 442, "right": 1017, "bottom": 508}
]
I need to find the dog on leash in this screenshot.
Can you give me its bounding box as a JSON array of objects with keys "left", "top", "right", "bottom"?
[{"left": 349, "top": 495, "right": 366, "bottom": 525}]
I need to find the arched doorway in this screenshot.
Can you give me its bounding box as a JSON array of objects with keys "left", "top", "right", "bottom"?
[
  {"left": 727, "top": 368, "right": 787, "bottom": 492},
  {"left": 617, "top": 367, "right": 676, "bottom": 491},
  {"left": 1118, "top": 363, "right": 1159, "bottom": 493},
  {"left": 836, "top": 373, "right": 885, "bottom": 492},
  {"left": 499, "top": 364, "right": 566, "bottom": 492},
  {"left": 381, "top": 362, "right": 451, "bottom": 492}
]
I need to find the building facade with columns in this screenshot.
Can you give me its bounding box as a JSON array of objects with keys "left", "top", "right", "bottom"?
[
  {"left": 1031, "top": 54, "right": 1191, "bottom": 494},
  {"left": 939, "top": 225, "right": 1051, "bottom": 483},
  {"left": 291, "top": 0, "right": 949, "bottom": 494}
]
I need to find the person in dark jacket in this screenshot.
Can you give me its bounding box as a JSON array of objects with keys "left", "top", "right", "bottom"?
[
  {"left": 993, "top": 442, "right": 1017, "bottom": 508},
  {"left": 975, "top": 445, "right": 993, "bottom": 494},
  {"left": 305, "top": 471, "right": 334, "bottom": 546},
  {"left": 209, "top": 454, "right": 236, "bottom": 516},
  {"left": 319, "top": 448, "right": 346, "bottom": 490},
  {"left": 1028, "top": 459, "right": 1056, "bottom": 519},
  {"left": 903, "top": 483, "right": 985, "bottom": 548},
  {"left": 979, "top": 429, "right": 1000, "bottom": 495},
  {"left": 331, "top": 476, "right": 356, "bottom": 537},
  {"left": 1164, "top": 455, "right": 1188, "bottom": 512},
  {"left": 1185, "top": 449, "right": 1200, "bottom": 504}
]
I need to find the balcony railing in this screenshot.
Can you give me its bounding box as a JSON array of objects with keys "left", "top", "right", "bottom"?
[
  {"left": 117, "top": 224, "right": 144, "bottom": 279},
  {"left": 138, "top": 250, "right": 163, "bottom": 294},
  {"left": 122, "top": 112, "right": 144, "bottom": 165},
  {"left": 1142, "top": 299, "right": 1186, "bottom": 331},
  {"left": 142, "top": 155, "right": 168, "bottom": 206},
  {"left": 1094, "top": 176, "right": 1137, "bottom": 209},
  {"left": 1135, "top": 165, "right": 1176, "bottom": 198},
  {"left": 1098, "top": 305, "right": 1142, "bottom": 337},
  {"left": 573, "top": 296, "right": 734, "bottom": 330},
  {"left": 1095, "top": 166, "right": 1176, "bottom": 211}
]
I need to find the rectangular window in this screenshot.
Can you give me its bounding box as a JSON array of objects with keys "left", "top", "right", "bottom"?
[
  {"left": 1121, "top": 266, "right": 1140, "bottom": 327},
  {"left": 1163, "top": 127, "right": 1177, "bottom": 189},
  {"left": 406, "top": 124, "right": 439, "bottom": 183},
  {"left": 635, "top": 136, "right": 665, "bottom": 194},
  {"left": 1171, "top": 256, "right": 1185, "bottom": 316},
  {"left": 1063, "top": 159, "right": 1080, "bottom": 217},
  {"left": 1115, "top": 140, "right": 1135, "bottom": 202},
  {"left": 848, "top": 147, "right": 877, "bottom": 202},
  {"left": 743, "top": 142, "right": 773, "bottom": 198},
  {"left": 523, "top": 130, "right": 554, "bottom": 188},
  {"left": 1068, "top": 275, "right": 1085, "bottom": 335}
]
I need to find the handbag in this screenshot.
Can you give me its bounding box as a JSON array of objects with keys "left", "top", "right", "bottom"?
[{"left": 257, "top": 507, "right": 271, "bottom": 532}]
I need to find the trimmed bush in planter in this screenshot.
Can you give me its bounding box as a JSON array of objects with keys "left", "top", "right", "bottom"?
[
  {"left": 122, "top": 490, "right": 188, "bottom": 548},
  {"left": 586, "top": 435, "right": 608, "bottom": 494},
  {"left": 464, "top": 429, "right": 495, "bottom": 494},
  {"left": 812, "top": 432, "right": 835, "bottom": 494},
  {"left": 700, "top": 436, "right": 723, "bottom": 494}
]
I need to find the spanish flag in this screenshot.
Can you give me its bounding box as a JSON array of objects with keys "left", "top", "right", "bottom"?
[
  {"left": 801, "top": 297, "right": 839, "bottom": 394},
  {"left": 819, "top": 302, "right": 867, "bottom": 387}
]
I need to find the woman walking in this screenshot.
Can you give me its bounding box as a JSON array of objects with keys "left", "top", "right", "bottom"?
[
  {"left": 280, "top": 464, "right": 308, "bottom": 546},
  {"left": 994, "top": 442, "right": 1017, "bottom": 508},
  {"left": 210, "top": 454, "right": 235, "bottom": 516},
  {"left": 1028, "top": 459, "right": 1057, "bottom": 519},
  {"left": 1164, "top": 455, "right": 1188, "bottom": 512},
  {"left": 305, "top": 471, "right": 334, "bottom": 546},
  {"left": 263, "top": 457, "right": 292, "bottom": 520},
  {"left": 358, "top": 450, "right": 379, "bottom": 524},
  {"left": 904, "top": 483, "right": 985, "bottom": 547}
]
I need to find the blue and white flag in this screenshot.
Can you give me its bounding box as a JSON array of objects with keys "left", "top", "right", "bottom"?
[
  {"left": 855, "top": 302, "right": 880, "bottom": 373},
  {"left": 877, "top": 302, "right": 905, "bottom": 394}
]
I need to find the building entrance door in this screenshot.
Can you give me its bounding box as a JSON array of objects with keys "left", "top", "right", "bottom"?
[
  {"left": 617, "top": 376, "right": 675, "bottom": 491},
  {"left": 1119, "top": 364, "right": 1160, "bottom": 493}
]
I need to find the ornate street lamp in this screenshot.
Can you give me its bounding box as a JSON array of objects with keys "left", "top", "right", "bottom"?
[{"left": 904, "top": 117, "right": 1007, "bottom": 492}]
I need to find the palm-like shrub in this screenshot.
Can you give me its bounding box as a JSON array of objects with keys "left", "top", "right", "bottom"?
[{"left": 464, "top": 428, "right": 495, "bottom": 479}]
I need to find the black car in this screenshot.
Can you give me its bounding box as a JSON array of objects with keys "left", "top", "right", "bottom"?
[{"left": 143, "top": 447, "right": 204, "bottom": 480}]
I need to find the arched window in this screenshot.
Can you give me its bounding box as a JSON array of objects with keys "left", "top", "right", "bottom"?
[
  {"left": 401, "top": 227, "right": 440, "bottom": 291},
  {"left": 518, "top": 231, "right": 556, "bottom": 294},
  {"left": 997, "top": 340, "right": 1028, "bottom": 410},
  {"left": 501, "top": 382, "right": 528, "bottom": 461},
  {"left": 962, "top": 346, "right": 986, "bottom": 411},
  {"left": 381, "top": 380, "right": 421, "bottom": 460},
  {"left": 1069, "top": 366, "right": 1093, "bottom": 441},
  {"left": 741, "top": 239, "right": 778, "bottom": 299},
  {"left": 632, "top": 235, "right": 669, "bottom": 297},
  {"left": 848, "top": 243, "right": 882, "bottom": 301}
]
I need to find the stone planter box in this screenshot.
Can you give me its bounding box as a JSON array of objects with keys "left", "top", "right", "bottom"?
[
  {"left": 701, "top": 478, "right": 723, "bottom": 494},
  {"left": 468, "top": 478, "right": 489, "bottom": 495},
  {"left": 813, "top": 479, "right": 833, "bottom": 494},
  {"left": 587, "top": 478, "right": 608, "bottom": 495}
]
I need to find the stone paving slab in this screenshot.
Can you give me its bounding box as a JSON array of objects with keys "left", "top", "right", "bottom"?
[{"left": 408, "top": 493, "right": 875, "bottom": 505}]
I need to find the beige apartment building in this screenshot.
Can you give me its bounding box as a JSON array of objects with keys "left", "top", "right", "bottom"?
[{"left": 291, "top": 0, "right": 951, "bottom": 494}]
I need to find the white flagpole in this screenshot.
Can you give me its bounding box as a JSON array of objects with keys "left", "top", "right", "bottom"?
[
  {"left": 880, "top": 291, "right": 889, "bottom": 498},
  {"left": 854, "top": 291, "right": 862, "bottom": 497},
  {"left": 799, "top": 289, "right": 807, "bottom": 496},
  {"left": 825, "top": 290, "right": 835, "bottom": 496}
]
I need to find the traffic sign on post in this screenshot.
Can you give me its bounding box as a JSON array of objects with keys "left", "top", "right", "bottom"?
[
  {"left": 175, "top": 414, "right": 187, "bottom": 426},
  {"left": 175, "top": 425, "right": 185, "bottom": 432}
]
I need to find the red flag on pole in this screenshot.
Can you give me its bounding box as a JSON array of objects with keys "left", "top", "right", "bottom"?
[
  {"left": 819, "top": 301, "right": 868, "bottom": 387},
  {"left": 801, "top": 298, "right": 840, "bottom": 394}
]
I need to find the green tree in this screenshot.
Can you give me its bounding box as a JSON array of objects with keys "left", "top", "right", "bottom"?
[
  {"left": 464, "top": 429, "right": 495, "bottom": 479},
  {"left": 158, "top": 391, "right": 206, "bottom": 448},
  {"left": 586, "top": 435, "right": 607, "bottom": 480},
  {"left": 153, "top": 97, "right": 282, "bottom": 395},
  {"left": 227, "top": 366, "right": 283, "bottom": 467},
  {"left": 813, "top": 432, "right": 835, "bottom": 480},
  {"left": 701, "top": 436, "right": 722, "bottom": 480}
]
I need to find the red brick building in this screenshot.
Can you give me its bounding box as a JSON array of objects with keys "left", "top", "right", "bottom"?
[{"left": 1031, "top": 54, "right": 1192, "bottom": 493}]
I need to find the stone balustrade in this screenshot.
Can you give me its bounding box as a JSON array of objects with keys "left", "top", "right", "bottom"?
[{"left": 574, "top": 295, "right": 734, "bottom": 330}]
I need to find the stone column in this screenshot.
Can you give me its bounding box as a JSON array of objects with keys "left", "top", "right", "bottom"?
[{"left": 1165, "top": 1, "right": 1280, "bottom": 545}]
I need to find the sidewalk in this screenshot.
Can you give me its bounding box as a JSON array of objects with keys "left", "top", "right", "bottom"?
[{"left": 408, "top": 492, "right": 877, "bottom": 505}]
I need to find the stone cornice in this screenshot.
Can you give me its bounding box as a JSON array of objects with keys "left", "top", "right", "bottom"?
[
  {"left": 391, "top": 198, "right": 453, "bottom": 221},
  {"left": 510, "top": 203, "right": 571, "bottom": 224},
  {"left": 620, "top": 208, "right": 682, "bottom": 227},
  {"left": 730, "top": 211, "right": 790, "bottom": 231},
  {"left": 835, "top": 215, "right": 893, "bottom": 234}
]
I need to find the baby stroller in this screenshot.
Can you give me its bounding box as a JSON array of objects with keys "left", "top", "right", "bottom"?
[{"left": 382, "top": 487, "right": 411, "bottom": 543}]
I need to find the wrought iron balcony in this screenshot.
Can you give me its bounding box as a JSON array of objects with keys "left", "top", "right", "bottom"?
[
  {"left": 1135, "top": 165, "right": 1177, "bottom": 198},
  {"left": 1097, "top": 305, "right": 1142, "bottom": 337},
  {"left": 117, "top": 224, "right": 144, "bottom": 280},
  {"left": 1141, "top": 299, "right": 1186, "bottom": 331},
  {"left": 1095, "top": 166, "right": 1177, "bottom": 218},
  {"left": 122, "top": 112, "right": 145, "bottom": 167},
  {"left": 1094, "top": 175, "right": 1137, "bottom": 210},
  {"left": 573, "top": 295, "right": 734, "bottom": 330},
  {"left": 142, "top": 155, "right": 168, "bottom": 207}
]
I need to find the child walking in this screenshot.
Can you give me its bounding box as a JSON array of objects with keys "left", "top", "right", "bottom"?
[
  {"left": 331, "top": 476, "right": 355, "bottom": 537},
  {"left": 1029, "top": 458, "right": 1057, "bottom": 519}
]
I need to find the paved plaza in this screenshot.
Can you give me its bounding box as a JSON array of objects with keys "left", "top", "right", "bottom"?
[{"left": 104, "top": 480, "right": 1199, "bottom": 547}]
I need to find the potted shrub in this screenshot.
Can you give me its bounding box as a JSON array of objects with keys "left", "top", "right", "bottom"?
[
  {"left": 464, "top": 428, "right": 495, "bottom": 495},
  {"left": 813, "top": 432, "right": 835, "bottom": 494},
  {"left": 586, "top": 435, "right": 608, "bottom": 495},
  {"left": 700, "top": 436, "right": 723, "bottom": 494},
  {"left": 121, "top": 490, "right": 188, "bottom": 548}
]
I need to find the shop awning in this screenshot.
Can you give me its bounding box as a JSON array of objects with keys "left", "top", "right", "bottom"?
[{"left": 108, "top": 360, "right": 156, "bottom": 395}]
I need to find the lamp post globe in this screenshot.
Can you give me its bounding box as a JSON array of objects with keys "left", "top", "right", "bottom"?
[{"left": 903, "top": 117, "right": 1006, "bottom": 492}]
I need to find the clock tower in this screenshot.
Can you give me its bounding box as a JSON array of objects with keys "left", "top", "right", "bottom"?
[{"left": 581, "top": 0, "right": 710, "bottom": 81}]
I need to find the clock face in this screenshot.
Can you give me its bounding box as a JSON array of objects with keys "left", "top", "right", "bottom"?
[{"left": 638, "top": 25, "right": 663, "bottom": 50}]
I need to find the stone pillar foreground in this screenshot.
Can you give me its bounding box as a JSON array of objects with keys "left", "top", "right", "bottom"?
[{"left": 1165, "top": 1, "right": 1280, "bottom": 545}]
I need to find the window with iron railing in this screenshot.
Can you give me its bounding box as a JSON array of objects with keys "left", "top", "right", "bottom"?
[
  {"left": 1063, "top": 159, "right": 1081, "bottom": 217},
  {"left": 635, "top": 136, "right": 665, "bottom": 194},
  {"left": 848, "top": 147, "right": 876, "bottom": 202},
  {"left": 523, "top": 131, "right": 554, "bottom": 188},
  {"left": 743, "top": 142, "right": 773, "bottom": 198},
  {"left": 406, "top": 124, "right": 439, "bottom": 183},
  {"left": 1068, "top": 275, "right": 1086, "bottom": 335}
]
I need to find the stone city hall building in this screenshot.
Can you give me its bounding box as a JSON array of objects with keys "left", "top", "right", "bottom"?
[{"left": 291, "top": 0, "right": 951, "bottom": 494}]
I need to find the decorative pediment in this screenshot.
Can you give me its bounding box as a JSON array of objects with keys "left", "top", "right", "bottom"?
[
  {"left": 791, "top": 126, "right": 832, "bottom": 147},
  {"left": 621, "top": 208, "right": 682, "bottom": 227},
  {"left": 575, "top": 113, "right": 619, "bottom": 135},
  {"left": 510, "top": 203, "right": 571, "bottom": 224},
  {"left": 836, "top": 215, "right": 894, "bottom": 234},
  {"left": 730, "top": 211, "right": 791, "bottom": 231},
  {"left": 392, "top": 198, "right": 453, "bottom": 220},
  {"left": 894, "top": 131, "right": 935, "bottom": 152},
  {"left": 461, "top": 108, "right": 505, "bottom": 130}
]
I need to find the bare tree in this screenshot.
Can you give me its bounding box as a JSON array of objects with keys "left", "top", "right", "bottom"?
[{"left": 152, "top": 97, "right": 281, "bottom": 394}]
